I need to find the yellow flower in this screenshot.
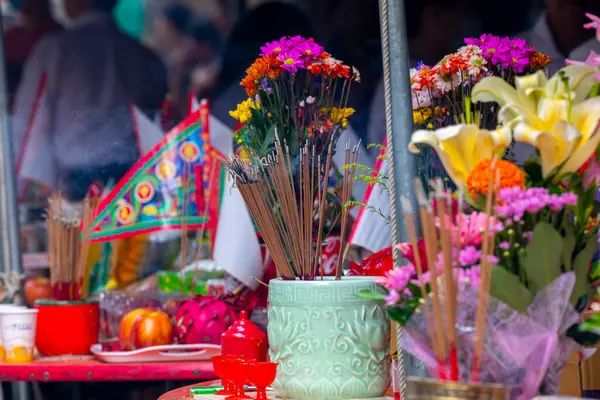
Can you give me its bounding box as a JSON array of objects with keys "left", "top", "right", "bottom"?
[
  {"left": 408, "top": 124, "right": 512, "bottom": 187},
  {"left": 472, "top": 65, "right": 600, "bottom": 178},
  {"left": 327, "top": 107, "right": 355, "bottom": 128},
  {"left": 229, "top": 98, "right": 261, "bottom": 124},
  {"left": 413, "top": 108, "right": 432, "bottom": 125}
]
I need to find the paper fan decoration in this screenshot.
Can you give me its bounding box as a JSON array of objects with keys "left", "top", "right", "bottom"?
[{"left": 89, "top": 104, "right": 226, "bottom": 243}]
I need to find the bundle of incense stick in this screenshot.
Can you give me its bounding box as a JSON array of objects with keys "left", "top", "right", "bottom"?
[
  {"left": 404, "top": 174, "right": 496, "bottom": 383},
  {"left": 228, "top": 138, "right": 358, "bottom": 279},
  {"left": 46, "top": 193, "right": 97, "bottom": 300},
  {"left": 407, "top": 179, "right": 458, "bottom": 381}
]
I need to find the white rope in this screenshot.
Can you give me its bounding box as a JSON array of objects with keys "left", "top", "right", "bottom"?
[{"left": 379, "top": 0, "right": 406, "bottom": 398}]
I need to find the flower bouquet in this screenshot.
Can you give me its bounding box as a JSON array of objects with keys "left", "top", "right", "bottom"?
[
  {"left": 408, "top": 34, "right": 551, "bottom": 184},
  {"left": 359, "top": 18, "right": 600, "bottom": 398},
  {"left": 228, "top": 37, "right": 391, "bottom": 399}
]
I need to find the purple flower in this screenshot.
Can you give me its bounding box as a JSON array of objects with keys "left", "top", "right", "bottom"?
[
  {"left": 459, "top": 246, "right": 481, "bottom": 266},
  {"left": 260, "top": 37, "right": 288, "bottom": 56},
  {"left": 499, "top": 241, "right": 510, "bottom": 250},
  {"left": 278, "top": 50, "right": 305, "bottom": 73}
]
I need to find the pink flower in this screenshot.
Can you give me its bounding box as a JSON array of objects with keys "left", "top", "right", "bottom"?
[
  {"left": 375, "top": 265, "right": 415, "bottom": 291},
  {"left": 396, "top": 239, "right": 429, "bottom": 272},
  {"left": 566, "top": 51, "right": 600, "bottom": 79},
  {"left": 260, "top": 37, "right": 288, "bottom": 56},
  {"left": 584, "top": 13, "right": 600, "bottom": 41},
  {"left": 455, "top": 266, "right": 481, "bottom": 287},
  {"left": 584, "top": 158, "right": 600, "bottom": 188},
  {"left": 459, "top": 246, "right": 481, "bottom": 266},
  {"left": 385, "top": 290, "right": 400, "bottom": 306},
  {"left": 439, "top": 212, "right": 503, "bottom": 247}
]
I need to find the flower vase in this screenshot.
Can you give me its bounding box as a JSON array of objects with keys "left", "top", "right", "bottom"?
[{"left": 267, "top": 277, "right": 391, "bottom": 399}]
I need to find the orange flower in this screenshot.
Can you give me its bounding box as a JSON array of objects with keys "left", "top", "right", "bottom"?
[
  {"left": 319, "top": 52, "right": 331, "bottom": 60},
  {"left": 240, "top": 75, "right": 257, "bottom": 96},
  {"left": 246, "top": 58, "right": 270, "bottom": 80},
  {"left": 466, "top": 159, "right": 525, "bottom": 201},
  {"left": 530, "top": 52, "right": 551, "bottom": 69},
  {"left": 263, "top": 54, "right": 281, "bottom": 67}
]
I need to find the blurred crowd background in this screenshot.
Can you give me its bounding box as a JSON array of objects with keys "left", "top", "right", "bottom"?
[{"left": 3, "top": 0, "right": 600, "bottom": 150}]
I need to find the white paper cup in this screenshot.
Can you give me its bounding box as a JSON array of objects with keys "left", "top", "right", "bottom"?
[{"left": 0, "top": 308, "right": 38, "bottom": 362}]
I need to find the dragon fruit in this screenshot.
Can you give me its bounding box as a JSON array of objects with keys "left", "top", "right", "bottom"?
[{"left": 174, "top": 296, "right": 238, "bottom": 345}]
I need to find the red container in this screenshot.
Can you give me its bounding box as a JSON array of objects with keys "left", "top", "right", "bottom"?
[
  {"left": 34, "top": 299, "right": 99, "bottom": 356},
  {"left": 221, "top": 310, "right": 267, "bottom": 361}
]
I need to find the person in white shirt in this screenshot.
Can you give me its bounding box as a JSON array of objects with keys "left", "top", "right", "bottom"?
[
  {"left": 512, "top": 0, "right": 600, "bottom": 163},
  {"left": 12, "top": 0, "right": 167, "bottom": 201},
  {"left": 520, "top": 0, "right": 600, "bottom": 75}
]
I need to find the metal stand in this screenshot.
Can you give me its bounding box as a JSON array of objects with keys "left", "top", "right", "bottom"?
[
  {"left": 378, "top": 0, "right": 417, "bottom": 398},
  {"left": 0, "top": 12, "right": 29, "bottom": 400}
]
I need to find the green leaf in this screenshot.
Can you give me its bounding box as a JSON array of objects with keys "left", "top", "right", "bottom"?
[
  {"left": 407, "top": 282, "right": 425, "bottom": 297},
  {"left": 522, "top": 222, "right": 564, "bottom": 293},
  {"left": 490, "top": 266, "right": 533, "bottom": 313},
  {"left": 524, "top": 158, "right": 543, "bottom": 184},
  {"left": 561, "top": 223, "right": 576, "bottom": 271},
  {"left": 387, "top": 307, "right": 414, "bottom": 326},
  {"left": 570, "top": 234, "right": 598, "bottom": 305},
  {"left": 356, "top": 289, "right": 387, "bottom": 302},
  {"left": 567, "top": 323, "right": 600, "bottom": 346},
  {"left": 260, "top": 125, "right": 277, "bottom": 156}
]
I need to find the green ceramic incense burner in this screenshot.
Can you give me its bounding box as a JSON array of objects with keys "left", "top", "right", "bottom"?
[{"left": 267, "top": 277, "right": 391, "bottom": 399}]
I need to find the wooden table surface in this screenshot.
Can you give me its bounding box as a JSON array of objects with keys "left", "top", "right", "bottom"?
[{"left": 0, "top": 356, "right": 216, "bottom": 382}]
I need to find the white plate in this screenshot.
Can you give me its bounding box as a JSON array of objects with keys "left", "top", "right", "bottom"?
[{"left": 90, "top": 343, "right": 221, "bottom": 363}]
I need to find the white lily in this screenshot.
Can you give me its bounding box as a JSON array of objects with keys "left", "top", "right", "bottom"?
[
  {"left": 472, "top": 65, "right": 600, "bottom": 177},
  {"left": 408, "top": 124, "right": 512, "bottom": 187}
]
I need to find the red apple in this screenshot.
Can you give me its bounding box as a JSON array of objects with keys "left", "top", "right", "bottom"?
[
  {"left": 24, "top": 276, "right": 52, "bottom": 306},
  {"left": 118, "top": 308, "right": 173, "bottom": 351}
]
